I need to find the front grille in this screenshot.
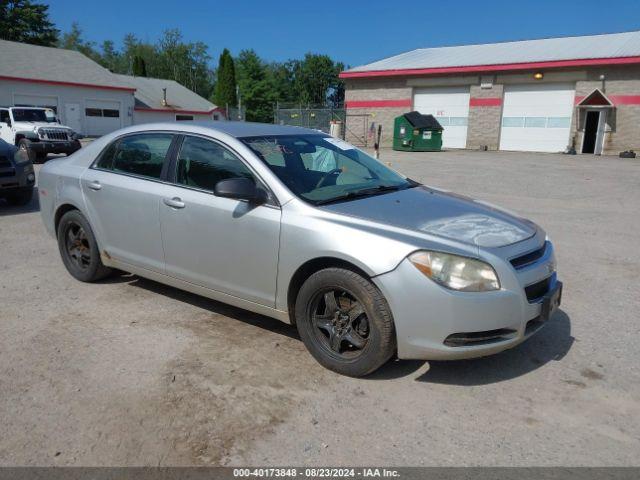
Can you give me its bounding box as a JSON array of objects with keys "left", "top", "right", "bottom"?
[
  {"left": 444, "top": 328, "right": 517, "bottom": 347},
  {"left": 525, "top": 276, "right": 551, "bottom": 302},
  {"left": 510, "top": 241, "right": 548, "bottom": 269},
  {"left": 40, "top": 128, "right": 69, "bottom": 141},
  {"left": 0, "top": 169, "right": 16, "bottom": 178},
  {"left": 0, "top": 155, "right": 11, "bottom": 168}
]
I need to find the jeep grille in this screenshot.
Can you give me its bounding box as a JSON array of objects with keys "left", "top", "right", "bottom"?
[{"left": 41, "top": 128, "right": 69, "bottom": 141}]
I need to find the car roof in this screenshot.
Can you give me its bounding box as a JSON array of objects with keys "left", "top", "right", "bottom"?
[{"left": 188, "top": 121, "right": 327, "bottom": 138}]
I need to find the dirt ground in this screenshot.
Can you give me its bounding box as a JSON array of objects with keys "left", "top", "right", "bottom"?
[{"left": 0, "top": 149, "right": 638, "bottom": 466}]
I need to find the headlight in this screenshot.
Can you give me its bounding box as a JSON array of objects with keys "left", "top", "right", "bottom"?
[{"left": 408, "top": 251, "right": 500, "bottom": 292}]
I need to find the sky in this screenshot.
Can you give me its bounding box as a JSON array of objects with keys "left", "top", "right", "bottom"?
[{"left": 45, "top": 0, "right": 640, "bottom": 67}]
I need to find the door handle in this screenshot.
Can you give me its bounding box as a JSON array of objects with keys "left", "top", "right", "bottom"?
[
  {"left": 87, "top": 180, "right": 102, "bottom": 191},
  {"left": 163, "top": 197, "right": 185, "bottom": 209}
]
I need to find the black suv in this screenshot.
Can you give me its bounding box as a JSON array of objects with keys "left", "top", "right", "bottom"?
[{"left": 0, "top": 139, "right": 35, "bottom": 206}]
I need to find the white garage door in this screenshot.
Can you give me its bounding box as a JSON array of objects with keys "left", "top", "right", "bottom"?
[
  {"left": 413, "top": 86, "right": 470, "bottom": 149},
  {"left": 499, "top": 83, "right": 575, "bottom": 153},
  {"left": 84, "top": 100, "right": 121, "bottom": 136},
  {"left": 13, "top": 94, "right": 58, "bottom": 112}
]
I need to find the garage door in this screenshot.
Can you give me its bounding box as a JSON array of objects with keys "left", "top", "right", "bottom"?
[
  {"left": 499, "top": 83, "right": 575, "bottom": 153},
  {"left": 13, "top": 94, "right": 58, "bottom": 112},
  {"left": 84, "top": 100, "right": 121, "bottom": 136},
  {"left": 413, "top": 86, "right": 470, "bottom": 149}
]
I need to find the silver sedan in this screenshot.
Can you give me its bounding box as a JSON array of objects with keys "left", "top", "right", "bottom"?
[{"left": 39, "top": 122, "right": 562, "bottom": 376}]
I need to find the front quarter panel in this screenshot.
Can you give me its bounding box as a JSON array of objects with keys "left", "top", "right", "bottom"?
[{"left": 275, "top": 200, "right": 479, "bottom": 311}]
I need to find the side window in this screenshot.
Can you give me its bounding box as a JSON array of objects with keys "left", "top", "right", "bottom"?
[
  {"left": 95, "top": 141, "right": 119, "bottom": 170},
  {"left": 0, "top": 110, "right": 9, "bottom": 124},
  {"left": 176, "top": 136, "right": 254, "bottom": 191},
  {"left": 106, "top": 134, "right": 173, "bottom": 179}
]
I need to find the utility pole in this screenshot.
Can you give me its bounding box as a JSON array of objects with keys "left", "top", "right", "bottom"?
[{"left": 236, "top": 85, "right": 242, "bottom": 121}]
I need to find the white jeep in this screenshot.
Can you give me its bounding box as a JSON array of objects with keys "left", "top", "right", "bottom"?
[{"left": 0, "top": 107, "right": 81, "bottom": 162}]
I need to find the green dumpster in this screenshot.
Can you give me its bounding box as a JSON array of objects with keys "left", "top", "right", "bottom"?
[{"left": 393, "top": 111, "right": 443, "bottom": 152}]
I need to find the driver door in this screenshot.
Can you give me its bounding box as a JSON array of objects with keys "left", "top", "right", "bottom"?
[{"left": 159, "top": 135, "right": 281, "bottom": 307}]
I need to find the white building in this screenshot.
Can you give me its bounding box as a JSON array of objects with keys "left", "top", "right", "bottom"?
[
  {"left": 113, "top": 74, "right": 223, "bottom": 124},
  {"left": 0, "top": 39, "right": 222, "bottom": 137}
]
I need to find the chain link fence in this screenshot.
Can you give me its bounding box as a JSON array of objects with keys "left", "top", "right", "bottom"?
[{"left": 274, "top": 104, "right": 346, "bottom": 137}]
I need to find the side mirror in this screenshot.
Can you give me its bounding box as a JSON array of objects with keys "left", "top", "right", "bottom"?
[{"left": 214, "top": 177, "right": 268, "bottom": 204}]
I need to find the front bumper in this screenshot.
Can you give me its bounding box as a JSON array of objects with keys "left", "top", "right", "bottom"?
[
  {"left": 0, "top": 162, "right": 35, "bottom": 191},
  {"left": 373, "top": 239, "right": 561, "bottom": 360},
  {"left": 29, "top": 139, "right": 81, "bottom": 154}
]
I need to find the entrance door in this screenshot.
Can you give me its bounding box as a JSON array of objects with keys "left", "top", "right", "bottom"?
[
  {"left": 64, "top": 103, "right": 82, "bottom": 132},
  {"left": 582, "top": 111, "right": 600, "bottom": 154}
]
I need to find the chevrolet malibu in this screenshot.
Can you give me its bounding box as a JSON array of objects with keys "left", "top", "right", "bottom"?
[{"left": 39, "top": 122, "right": 562, "bottom": 377}]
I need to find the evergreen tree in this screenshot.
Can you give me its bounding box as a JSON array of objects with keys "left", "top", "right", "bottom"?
[
  {"left": 214, "top": 49, "right": 237, "bottom": 109},
  {"left": 132, "top": 55, "right": 147, "bottom": 77},
  {"left": 0, "top": 0, "right": 59, "bottom": 46}
]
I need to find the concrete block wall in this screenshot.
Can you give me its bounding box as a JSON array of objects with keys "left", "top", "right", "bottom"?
[
  {"left": 344, "top": 78, "right": 411, "bottom": 147},
  {"left": 466, "top": 84, "right": 504, "bottom": 150},
  {"left": 572, "top": 66, "right": 640, "bottom": 155},
  {"left": 344, "top": 65, "right": 640, "bottom": 154}
]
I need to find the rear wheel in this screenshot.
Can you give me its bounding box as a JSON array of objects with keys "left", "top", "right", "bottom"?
[
  {"left": 57, "top": 210, "right": 112, "bottom": 282},
  {"left": 295, "top": 268, "right": 396, "bottom": 377}
]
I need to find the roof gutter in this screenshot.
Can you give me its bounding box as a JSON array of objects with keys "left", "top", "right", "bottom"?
[
  {"left": 0, "top": 75, "right": 136, "bottom": 92},
  {"left": 134, "top": 106, "right": 223, "bottom": 114},
  {"left": 339, "top": 56, "right": 640, "bottom": 79}
]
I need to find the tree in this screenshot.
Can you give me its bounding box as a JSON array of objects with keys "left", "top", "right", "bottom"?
[
  {"left": 0, "top": 0, "right": 59, "bottom": 46},
  {"left": 235, "top": 49, "right": 277, "bottom": 123},
  {"left": 132, "top": 55, "right": 147, "bottom": 77},
  {"left": 59, "top": 22, "right": 100, "bottom": 62},
  {"left": 214, "top": 49, "right": 237, "bottom": 109}
]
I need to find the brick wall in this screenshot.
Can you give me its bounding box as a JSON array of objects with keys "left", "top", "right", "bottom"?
[
  {"left": 466, "top": 84, "right": 504, "bottom": 150},
  {"left": 344, "top": 78, "right": 411, "bottom": 147},
  {"left": 572, "top": 66, "right": 640, "bottom": 154},
  {"left": 344, "top": 65, "right": 640, "bottom": 154}
]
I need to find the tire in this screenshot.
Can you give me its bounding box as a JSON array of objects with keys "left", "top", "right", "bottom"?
[
  {"left": 57, "top": 210, "right": 112, "bottom": 282},
  {"left": 18, "top": 138, "right": 36, "bottom": 163},
  {"left": 295, "top": 267, "right": 396, "bottom": 377},
  {"left": 4, "top": 187, "right": 33, "bottom": 206}
]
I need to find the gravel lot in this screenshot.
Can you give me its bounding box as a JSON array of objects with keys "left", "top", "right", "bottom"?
[{"left": 0, "top": 149, "right": 639, "bottom": 466}]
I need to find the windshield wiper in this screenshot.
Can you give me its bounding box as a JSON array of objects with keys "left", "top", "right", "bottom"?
[{"left": 315, "top": 184, "right": 403, "bottom": 205}]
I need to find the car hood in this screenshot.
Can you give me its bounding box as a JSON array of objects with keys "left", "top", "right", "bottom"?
[
  {"left": 320, "top": 186, "right": 537, "bottom": 248},
  {"left": 14, "top": 121, "right": 66, "bottom": 129}
]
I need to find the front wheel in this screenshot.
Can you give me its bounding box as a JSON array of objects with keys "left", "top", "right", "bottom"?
[
  {"left": 295, "top": 268, "right": 396, "bottom": 377},
  {"left": 57, "top": 210, "right": 112, "bottom": 282}
]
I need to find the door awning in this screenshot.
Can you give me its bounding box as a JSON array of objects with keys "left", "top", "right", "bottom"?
[{"left": 576, "top": 89, "right": 615, "bottom": 108}]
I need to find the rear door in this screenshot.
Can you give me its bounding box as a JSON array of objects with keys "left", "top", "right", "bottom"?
[
  {"left": 80, "top": 132, "right": 176, "bottom": 273},
  {"left": 159, "top": 134, "right": 281, "bottom": 306}
]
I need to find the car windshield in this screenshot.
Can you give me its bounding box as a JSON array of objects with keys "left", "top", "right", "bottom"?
[
  {"left": 240, "top": 135, "right": 414, "bottom": 205},
  {"left": 11, "top": 109, "right": 48, "bottom": 122}
]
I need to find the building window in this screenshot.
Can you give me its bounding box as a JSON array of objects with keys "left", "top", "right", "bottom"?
[
  {"left": 86, "top": 108, "right": 120, "bottom": 117},
  {"left": 213, "top": 114, "right": 220, "bottom": 120},
  {"left": 176, "top": 114, "right": 194, "bottom": 121}
]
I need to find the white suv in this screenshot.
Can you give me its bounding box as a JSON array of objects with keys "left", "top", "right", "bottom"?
[{"left": 0, "top": 107, "right": 81, "bottom": 162}]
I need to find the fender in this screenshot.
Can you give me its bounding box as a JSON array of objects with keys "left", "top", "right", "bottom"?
[{"left": 14, "top": 130, "right": 40, "bottom": 142}]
